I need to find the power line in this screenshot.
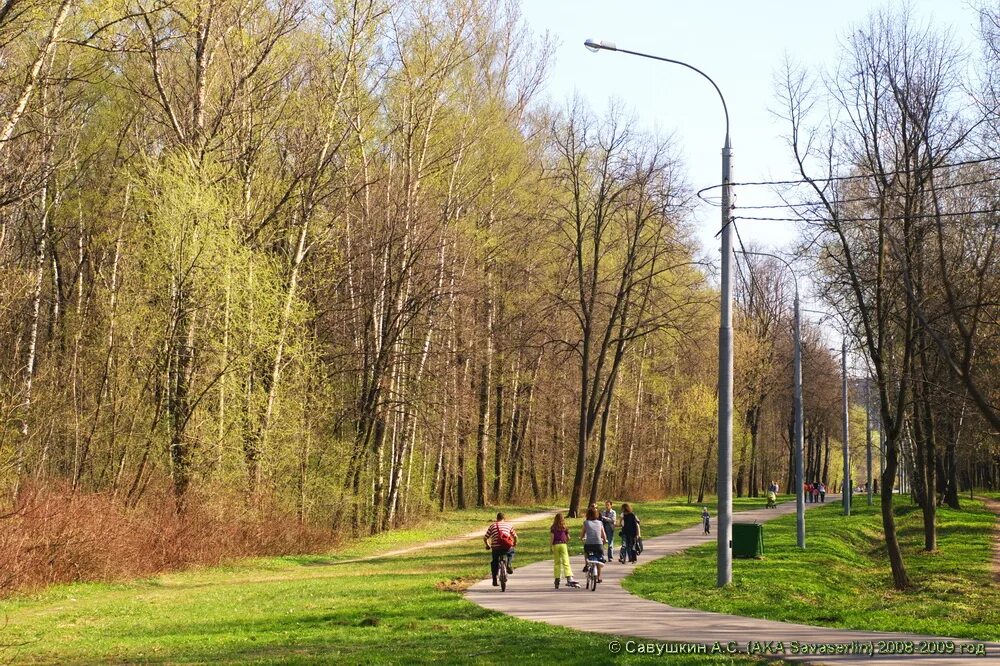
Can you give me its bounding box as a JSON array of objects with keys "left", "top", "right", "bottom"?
[
  {"left": 696, "top": 154, "right": 1000, "bottom": 201},
  {"left": 735, "top": 206, "right": 999, "bottom": 223},
  {"left": 729, "top": 173, "right": 1000, "bottom": 211}
]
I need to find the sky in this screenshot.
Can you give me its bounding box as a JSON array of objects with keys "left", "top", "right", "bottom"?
[{"left": 519, "top": 0, "right": 979, "bottom": 273}]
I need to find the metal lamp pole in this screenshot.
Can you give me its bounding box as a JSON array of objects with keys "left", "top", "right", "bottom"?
[
  {"left": 737, "top": 251, "right": 804, "bottom": 548},
  {"left": 865, "top": 378, "right": 873, "bottom": 506},
  {"left": 842, "top": 339, "right": 851, "bottom": 516},
  {"left": 583, "top": 39, "right": 734, "bottom": 586}
]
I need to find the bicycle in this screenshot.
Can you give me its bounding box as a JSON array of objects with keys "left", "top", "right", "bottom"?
[
  {"left": 497, "top": 558, "right": 508, "bottom": 591},
  {"left": 583, "top": 557, "right": 602, "bottom": 590},
  {"left": 489, "top": 548, "right": 513, "bottom": 591}
]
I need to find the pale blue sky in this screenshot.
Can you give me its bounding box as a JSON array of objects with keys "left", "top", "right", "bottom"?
[{"left": 520, "top": 0, "right": 979, "bottom": 265}]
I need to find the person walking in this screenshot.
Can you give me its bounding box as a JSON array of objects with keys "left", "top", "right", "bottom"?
[
  {"left": 550, "top": 513, "right": 579, "bottom": 589},
  {"left": 601, "top": 501, "right": 617, "bottom": 562},
  {"left": 620, "top": 503, "right": 641, "bottom": 563},
  {"left": 811, "top": 483, "right": 820, "bottom": 504},
  {"left": 702, "top": 506, "right": 711, "bottom": 534},
  {"left": 581, "top": 507, "right": 607, "bottom": 583},
  {"left": 819, "top": 482, "right": 826, "bottom": 503}
]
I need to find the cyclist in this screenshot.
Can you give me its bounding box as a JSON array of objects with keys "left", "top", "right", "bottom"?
[
  {"left": 580, "top": 507, "right": 607, "bottom": 583},
  {"left": 484, "top": 512, "right": 517, "bottom": 587}
]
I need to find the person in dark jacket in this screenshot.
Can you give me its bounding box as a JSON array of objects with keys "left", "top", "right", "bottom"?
[{"left": 619, "top": 503, "right": 641, "bottom": 563}]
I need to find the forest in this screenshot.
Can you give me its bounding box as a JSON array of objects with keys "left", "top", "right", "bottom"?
[{"left": 0, "top": 0, "right": 997, "bottom": 594}]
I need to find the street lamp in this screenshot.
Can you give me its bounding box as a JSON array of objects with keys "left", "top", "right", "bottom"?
[
  {"left": 584, "top": 38, "right": 735, "bottom": 586},
  {"left": 805, "top": 308, "right": 853, "bottom": 516},
  {"left": 841, "top": 338, "right": 851, "bottom": 516},
  {"left": 737, "top": 251, "right": 805, "bottom": 548}
]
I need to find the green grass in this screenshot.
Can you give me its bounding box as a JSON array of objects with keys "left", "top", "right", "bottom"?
[
  {"left": 0, "top": 498, "right": 773, "bottom": 665},
  {"left": 625, "top": 496, "right": 1000, "bottom": 641}
]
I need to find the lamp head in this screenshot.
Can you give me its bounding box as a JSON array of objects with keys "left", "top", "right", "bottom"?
[{"left": 584, "top": 38, "right": 616, "bottom": 53}]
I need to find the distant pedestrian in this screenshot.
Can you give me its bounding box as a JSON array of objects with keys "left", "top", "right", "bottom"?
[
  {"left": 811, "top": 483, "right": 820, "bottom": 503},
  {"left": 702, "top": 506, "right": 711, "bottom": 534},
  {"left": 818, "top": 482, "right": 826, "bottom": 503},
  {"left": 550, "top": 513, "right": 578, "bottom": 589},
  {"left": 805, "top": 482, "right": 812, "bottom": 503},
  {"left": 601, "top": 501, "right": 617, "bottom": 562},
  {"left": 620, "top": 503, "right": 641, "bottom": 563},
  {"left": 766, "top": 489, "right": 777, "bottom": 508}
]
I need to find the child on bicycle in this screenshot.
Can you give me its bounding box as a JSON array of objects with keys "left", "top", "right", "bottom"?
[
  {"left": 550, "top": 513, "right": 579, "bottom": 588},
  {"left": 581, "top": 507, "right": 607, "bottom": 583}
]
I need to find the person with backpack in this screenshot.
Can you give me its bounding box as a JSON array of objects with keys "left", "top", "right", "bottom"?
[
  {"left": 483, "top": 512, "right": 517, "bottom": 587},
  {"left": 601, "top": 501, "right": 617, "bottom": 562},
  {"left": 550, "top": 513, "right": 579, "bottom": 589},
  {"left": 619, "top": 503, "right": 641, "bottom": 563}
]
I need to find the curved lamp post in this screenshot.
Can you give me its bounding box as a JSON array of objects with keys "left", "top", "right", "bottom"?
[
  {"left": 804, "top": 308, "right": 853, "bottom": 517},
  {"left": 737, "top": 250, "right": 805, "bottom": 548},
  {"left": 584, "top": 39, "right": 735, "bottom": 586}
]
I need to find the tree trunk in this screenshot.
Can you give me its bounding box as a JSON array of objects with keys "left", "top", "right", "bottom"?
[
  {"left": 493, "top": 382, "right": 504, "bottom": 502},
  {"left": 881, "top": 435, "right": 911, "bottom": 589}
]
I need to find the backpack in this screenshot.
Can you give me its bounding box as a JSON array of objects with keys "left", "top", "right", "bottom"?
[{"left": 495, "top": 522, "right": 515, "bottom": 549}]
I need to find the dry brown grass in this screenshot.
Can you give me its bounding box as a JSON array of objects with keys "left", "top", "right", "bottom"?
[{"left": 0, "top": 481, "right": 337, "bottom": 597}]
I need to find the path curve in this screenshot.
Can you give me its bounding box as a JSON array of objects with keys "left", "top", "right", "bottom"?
[
  {"left": 466, "top": 497, "right": 1000, "bottom": 664},
  {"left": 335, "top": 509, "right": 558, "bottom": 565}
]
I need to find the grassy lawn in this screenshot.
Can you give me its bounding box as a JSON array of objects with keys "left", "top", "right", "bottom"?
[
  {"left": 0, "top": 498, "right": 775, "bottom": 665},
  {"left": 625, "top": 495, "right": 1000, "bottom": 641}
]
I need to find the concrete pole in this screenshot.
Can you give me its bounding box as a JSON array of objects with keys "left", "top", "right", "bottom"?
[
  {"left": 793, "top": 293, "right": 805, "bottom": 547},
  {"left": 581, "top": 38, "right": 734, "bottom": 588},
  {"left": 879, "top": 423, "right": 885, "bottom": 488},
  {"left": 717, "top": 135, "right": 734, "bottom": 587},
  {"left": 842, "top": 340, "right": 851, "bottom": 516},
  {"left": 866, "top": 379, "right": 873, "bottom": 506}
]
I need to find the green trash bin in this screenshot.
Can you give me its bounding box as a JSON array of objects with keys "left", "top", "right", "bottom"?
[{"left": 732, "top": 522, "right": 764, "bottom": 559}]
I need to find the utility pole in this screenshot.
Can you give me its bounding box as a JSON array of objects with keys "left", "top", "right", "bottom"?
[
  {"left": 842, "top": 339, "right": 850, "bottom": 516},
  {"left": 792, "top": 285, "right": 805, "bottom": 546},
  {"left": 738, "top": 250, "right": 803, "bottom": 548},
  {"left": 717, "top": 135, "right": 734, "bottom": 585},
  {"left": 581, "top": 38, "right": 734, "bottom": 585},
  {"left": 866, "top": 378, "right": 873, "bottom": 506}
]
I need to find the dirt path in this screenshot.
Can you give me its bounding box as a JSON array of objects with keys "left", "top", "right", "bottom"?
[
  {"left": 466, "top": 497, "right": 1000, "bottom": 664},
  {"left": 333, "top": 509, "right": 559, "bottom": 565}
]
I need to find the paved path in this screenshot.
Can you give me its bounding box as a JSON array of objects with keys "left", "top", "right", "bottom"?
[{"left": 466, "top": 497, "right": 1000, "bottom": 664}]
